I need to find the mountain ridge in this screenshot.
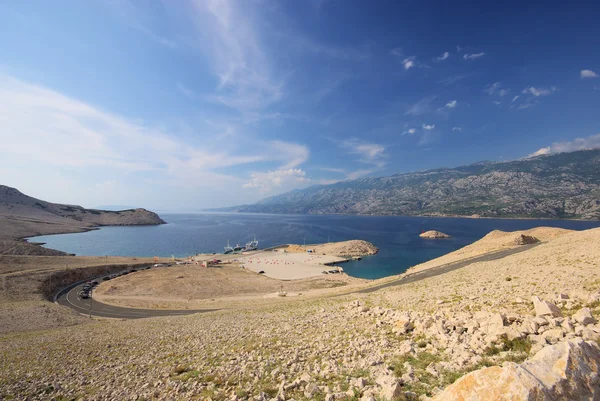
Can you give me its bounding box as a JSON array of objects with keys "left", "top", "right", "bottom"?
[{"left": 210, "top": 149, "right": 600, "bottom": 220}]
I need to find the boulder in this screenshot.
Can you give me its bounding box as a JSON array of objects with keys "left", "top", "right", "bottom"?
[
  {"left": 573, "top": 307, "right": 596, "bottom": 326},
  {"left": 532, "top": 296, "right": 563, "bottom": 318},
  {"left": 432, "top": 338, "right": 600, "bottom": 401},
  {"left": 419, "top": 230, "right": 451, "bottom": 239},
  {"left": 375, "top": 375, "right": 402, "bottom": 400}
]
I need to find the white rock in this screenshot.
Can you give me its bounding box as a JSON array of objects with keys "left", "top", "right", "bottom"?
[
  {"left": 573, "top": 308, "right": 596, "bottom": 326},
  {"left": 532, "top": 296, "right": 563, "bottom": 318}
]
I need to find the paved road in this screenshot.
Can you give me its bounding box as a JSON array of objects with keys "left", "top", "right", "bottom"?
[
  {"left": 57, "top": 281, "right": 218, "bottom": 319},
  {"left": 344, "top": 243, "right": 540, "bottom": 295}
]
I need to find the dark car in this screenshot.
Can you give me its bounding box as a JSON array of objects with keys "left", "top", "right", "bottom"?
[
  {"left": 258, "top": 270, "right": 265, "bottom": 274},
  {"left": 91, "top": 280, "right": 99, "bottom": 286},
  {"left": 79, "top": 291, "right": 90, "bottom": 299},
  {"left": 102, "top": 276, "right": 110, "bottom": 281}
]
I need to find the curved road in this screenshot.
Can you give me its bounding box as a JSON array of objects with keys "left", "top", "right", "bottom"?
[
  {"left": 57, "top": 281, "right": 218, "bottom": 319},
  {"left": 345, "top": 243, "right": 540, "bottom": 295},
  {"left": 57, "top": 244, "right": 539, "bottom": 318}
]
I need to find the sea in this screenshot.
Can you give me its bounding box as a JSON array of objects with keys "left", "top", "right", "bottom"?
[{"left": 30, "top": 213, "right": 600, "bottom": 280}]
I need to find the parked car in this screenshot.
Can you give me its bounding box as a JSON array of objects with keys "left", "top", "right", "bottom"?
[
  {"left": 258, "top": 270, "right": 265, "bottom": 274},
  {"left": 79, "top": 291, "right": 90, "bottom": 299}
]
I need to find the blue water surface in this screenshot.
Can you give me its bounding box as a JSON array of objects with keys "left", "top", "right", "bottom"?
[{"left": 30, "top": 213, "right": 600, "bottom": 279}]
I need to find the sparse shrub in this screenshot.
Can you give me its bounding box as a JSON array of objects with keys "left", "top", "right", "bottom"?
[{"left": 505, "top": 277, "right": 512, "bottom": 281}]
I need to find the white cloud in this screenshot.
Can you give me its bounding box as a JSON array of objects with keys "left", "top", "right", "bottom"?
[
  {"left": 242, "top": 169, "right": 311, "bottom": 193},
  {"left": 402, "top": 128, "right": 417, "bottom": 135},
  {"left": 0, "top": 74, "right": 310, "bottom": 208},
  {"left": 463, "top": 52, "right": 485, "bottom": 60},
  {"left": 452, "top": 127, "right": 462, "bottom": 132},
  {"left": 340, "top": 138, "right": 386, "bottom": 168},
  {"left": 522, "top": 86, "right": 557, "bottom": 97},
  {"left": 422, "top": 124, "right": 435, "bottom": 130},
  {"left": 436, "top": 51, "right": 450, "bottom": 61},
  {"left": 484, "top": 82, "right": 509, "bottom": 96},
  {"left": 405, "top": 96, "right": 437, "bottom": 115},
  {"left": 580, "top": 69, "right": 598, "bottom": 79},
  {"left": 493, "top": 100, "right": 501, "bottom": 105},
  {"left": 484, "top": 82, "right": 501, "bottom": 95},
  {"left": 403, "top": 56, "right": 416, "bottom": 70},
  {"left": 512, "top": 95, "right": 520, "bottom": 102},
  {"left": 445, "top": 100, "right": 457, "bottom": 108},
  {"left": 527, "top": 133, "right": 600, "bottom": 158}
]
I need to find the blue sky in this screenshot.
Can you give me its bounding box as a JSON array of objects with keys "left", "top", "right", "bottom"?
[{"left": 1, "top": 0, "right": 599, "bottom": 210}]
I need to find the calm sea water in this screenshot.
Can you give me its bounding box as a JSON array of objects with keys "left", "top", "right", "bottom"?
[{"left": 30, "top": 213, "right": 600, "bottom": 279}]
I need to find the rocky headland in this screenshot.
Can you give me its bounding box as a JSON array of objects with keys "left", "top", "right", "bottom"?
[{"left": 0, "top": 185, "right": 165, "bottom": 255}]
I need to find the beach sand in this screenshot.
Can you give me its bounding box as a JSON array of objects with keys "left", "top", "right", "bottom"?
[{"left": 236, "top": 251, "right": 346, "bottom": 280}]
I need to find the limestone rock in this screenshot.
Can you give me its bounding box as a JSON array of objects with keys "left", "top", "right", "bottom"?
[
  {"left": 419, "top": 230, "right": 451, "bottom": 239},
  {"left": 573, "top": 307, "right": 596, "bottom": 326},
  {"left": 432, "top": 338, "right": 600, "bottom": 401},
  {"left": 375, "top": 375, "right": 402, "bottom": 400},
  {"left": 532, "top": 296, "right": 563, "bottom": 318}
]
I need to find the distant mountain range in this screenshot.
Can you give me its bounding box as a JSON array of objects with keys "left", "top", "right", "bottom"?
[{"left": 210, "top": 149, "right": 600, "bottom": 220}]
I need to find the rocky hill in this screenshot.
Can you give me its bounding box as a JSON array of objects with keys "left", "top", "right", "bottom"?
[
  {"left": 0, "top": 185, "right": 165, "bottom": 255},
  {"left": 225, "top": 149, "right": 600, "bottom": 219}
]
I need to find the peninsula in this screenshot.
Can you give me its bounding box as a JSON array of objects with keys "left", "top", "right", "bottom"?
[{"left": 0, "top": 185, "right": 165, "bottom": 255}]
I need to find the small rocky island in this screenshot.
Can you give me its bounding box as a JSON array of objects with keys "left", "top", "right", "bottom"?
[{"left": 420, "top": 230, "right": 452, "bottom": 239}]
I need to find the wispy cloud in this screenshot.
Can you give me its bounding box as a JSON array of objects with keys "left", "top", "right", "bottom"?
[
  {"left": 242, "top": 169, "right": 311, "bottom": 193},
  {"left": 190, "top": 0, "right": 283, "bottom": 111},
  {"left": 339, "top": 138, "right": 386, "bottom": 168},
  {"left": 580, "top": 69, "right": 598, "bottom": 79},
  {"left": 176, "top": 82, "right": 196, "bottom": 99},
  {"left": 512, "top": 95, "right": 519, "bottom": 102},
  {"left": 0, "top": 74, "right": 310, "bottom": 206},
  {"left": 522, "top": 86, "right": 557, "bottom": 97},
  {"left": 402, "top": 128, "right": 417, "bottom": 135},
  {"left": 389, "top": 47, "right": 403, "bottom": 57},
  {"left": 445, "top": 100, "right": 457, "bottom": 108},
  {"left": 439, "top": 74, "right": 469, "bottom": 85},
  {"left": 452, "top": 127, "right": 462, "bottom": 132},
  {"left": 436, "top": 51, "right": 450, "bottom": 61},
  {"left": 484, "top": 82, "right": 508, "bottom": 96},
  {"left": 405, "top": 96, "right": 437, "bottom": 115},
  {"left": 402, "top": 56, "right": 417, "bottom": 70},
  {"left": 527, "top": 133, "right": 600, "bottom": 158},
  {"left": 422, "top": 123, "right": 435, "bottom": 130},
  {"left": 463, "top": 52, "right": 485, "bottom": 60}
]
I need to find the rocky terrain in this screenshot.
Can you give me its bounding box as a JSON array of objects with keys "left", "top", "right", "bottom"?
[
  {"left": 419, "top": 231, "right": 451, "bottom": 239},
  {"left": 215, "top": 149, "right": 600, "bottom": 220},
  {"left": 1, "top": 227, "right": 599, "bottom": 400},
  {"left": 0, "top": 185, "right": 165, "bottom": 255},
  {"left": 286, "top": 240, "right": 379, "bottom": 257}
]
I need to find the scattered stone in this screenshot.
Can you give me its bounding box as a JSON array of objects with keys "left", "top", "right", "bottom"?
[{"left": 532, "top": 296, "right": 563, "bottom": 318}]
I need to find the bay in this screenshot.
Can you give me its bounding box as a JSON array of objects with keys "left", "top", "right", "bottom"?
[{"left": 30, "top": 213, "right": 600, "bottom": 279}]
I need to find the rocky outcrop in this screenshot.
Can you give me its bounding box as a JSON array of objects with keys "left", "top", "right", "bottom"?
[
  {"left": 420, "top": 230, "right": 451, "bottom": 239},
  {"left": 433, "top": 338, "right": 600, "bottom": 400},
  {"left": 0, "top": 184, "right": 165, "bottom": 255},
  {"left": 222, "top": 148, "right": 600, "bottom": 220},
  {"left": 512, "top": 234, "right": 540, "bottom": 245}
]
